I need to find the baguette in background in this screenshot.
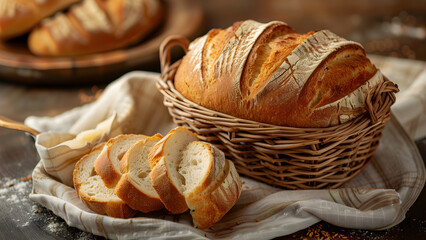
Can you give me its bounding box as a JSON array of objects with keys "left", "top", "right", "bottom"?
[
  {"left": 28, "top": 0, "right": 163, "bottom": 56},
  {"left": 0, "top": 0, "right": 81, "bottom": 39}
]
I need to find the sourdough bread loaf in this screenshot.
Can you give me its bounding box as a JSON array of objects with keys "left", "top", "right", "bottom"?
[{"left": 174, "top": 20, "right": 385, "bottom": 127}]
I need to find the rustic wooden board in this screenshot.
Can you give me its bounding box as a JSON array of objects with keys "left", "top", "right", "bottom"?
[{"left": 0, "top": 0, "right": 203, "bottom": 86}]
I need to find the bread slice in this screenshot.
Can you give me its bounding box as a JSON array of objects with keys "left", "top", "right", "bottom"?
[
  {"left": 178, "top": 141, "right": 227, "bottom": 201},
  {"left": 149, "top": 127, "right": 198, "bottom": 213},
  {"left": 178, "top": 141, "right": 242, "bottom": 229},
  {"left": 73, "top": 143, "right": 137, "bottom": 218},
  {"left": 115, "top": 134, "right": 164, "bottom": 213},
  {"left": 150, "top": 126, "right": 242, "bottom": 228},
  {"left": 186, "top": 159, "right": 242, "bottom": 229},
  {"left": 95, "top": 134, "right": 147, "bottom": 188}
]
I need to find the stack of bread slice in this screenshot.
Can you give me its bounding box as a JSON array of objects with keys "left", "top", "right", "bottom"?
[{"left": 73, "top": 126, "right": 242, "bottom": 229}]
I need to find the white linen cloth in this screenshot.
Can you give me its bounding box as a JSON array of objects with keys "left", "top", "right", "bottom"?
[
  {"left": 369, "top": 55, "right": 426, "bottom": 140},
  {"left": 25, "top": 57, "right": 425, "bottom": 239}
]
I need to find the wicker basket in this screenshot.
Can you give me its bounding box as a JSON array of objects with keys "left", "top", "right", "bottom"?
[{"left": 157, "top": 36, "right": 399, "bottom": 189}]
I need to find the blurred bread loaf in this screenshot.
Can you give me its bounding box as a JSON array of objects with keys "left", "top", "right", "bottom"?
[
  {"left": 0, "top": 0, "right": 81, "bottom": 39},
  {"left": 28, "top": 0, "right": 163, "bottom": 56},
  {"left": 174, "top": 20, "right": 385, "bottom": 127}
]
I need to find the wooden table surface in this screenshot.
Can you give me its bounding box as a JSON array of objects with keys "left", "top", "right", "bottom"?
[{"left": 0, "top": 0, "right": 425, "bottom": 239}]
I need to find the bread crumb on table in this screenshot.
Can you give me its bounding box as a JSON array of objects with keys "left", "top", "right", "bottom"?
[{"left": 20, "top": 175, "right": 32, "bottom": 181}]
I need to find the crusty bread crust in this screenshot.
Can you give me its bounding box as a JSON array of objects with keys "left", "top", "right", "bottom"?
[
  {"left": 73, "top": 143, "right": 105, "bottom": 196},
  {"left": 187, "top": 160, "right": 242, "bottom": 229},
  {"left": 115, "top": 174, "right": 163, "bottom": 213},
  {"left": 175, "top": 20, "right": 382, "bottom": 127},
  {"left": 94, "top": 144, "right": 121, "bottom": 188},
  {"left": 0, "top": 0, "right": 81, "bottom": 39},
  {"left": 28, "top": 0, "right": 163, "bottom": 56},
  {"left": 150, "top": 157, "right": 188, "bottom": 214},
  {"left": 183, "top": 142, "right": 226, "bottom": 201},
  {"left": 79, "top": 189, "right": 137, "bottom": 219}
]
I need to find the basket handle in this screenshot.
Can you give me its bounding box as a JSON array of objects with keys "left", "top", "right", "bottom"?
[
  {"left": 0, "top": 115, "right": 39, "bottom": 136},
  {"left": 365, "top": 77, "right": 398, "bottom": 124},
  {"left": 159, "top": 36, "right": 190, "bottom": 89}
]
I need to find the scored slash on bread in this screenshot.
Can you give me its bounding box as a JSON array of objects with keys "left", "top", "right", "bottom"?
[
  {"left": 73, "top": 143, "right": 137, "bottom": 218},
  {"left": 175, "top": 20, "right": 384, "bottom": 127},
  {"left": 115, "top": 134, "right": 164, "bottom": 213},
  {"left": 94, "top": 134, "right": 147, "bottom": 188}
]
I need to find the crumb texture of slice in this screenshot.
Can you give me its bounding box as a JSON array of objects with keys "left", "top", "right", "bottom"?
[
  {"left": 189, "top": 160, "right": 242, "bottom": 229},
  {"left": 178, "top": 141, "right": 226, "bottom": 199},
  {"left": 177, "top": 141, "right": 242, "bottom": 229},
  {"left": 78, "top": 174, "right": 136, "bottom": 218},
  {"left": 73, "top": 143, "right": 136, "bottom": 218},
  {"left": 149, "top": 127, "right": 198, "bottom": 214},
  {"left": 74, "top": 143, "right": 105, "bottom": 195},
  {"left": 178, "top": 142, "right": 212, "bottom": 193},
  {"left": 95, "top": 134, "right": 147, "bottom": 188},
  {"left": 115, "top": 134, "right": 164, "bottom": 212},
  {"left": 181, "top": 142, "right": 227, "bottom": 202}
]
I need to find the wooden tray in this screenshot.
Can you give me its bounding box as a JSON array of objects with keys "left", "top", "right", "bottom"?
[{"left": 0, "top": 0, "right": 203, "bottom": 86}]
